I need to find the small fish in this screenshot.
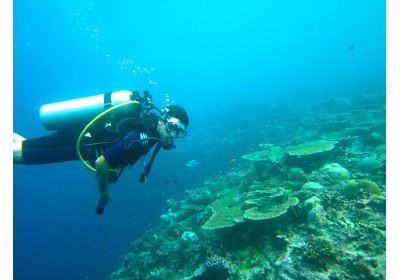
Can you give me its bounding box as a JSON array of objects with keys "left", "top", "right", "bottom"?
[{"left": 186, "top": 160, "right": 199, "bottom": 168}]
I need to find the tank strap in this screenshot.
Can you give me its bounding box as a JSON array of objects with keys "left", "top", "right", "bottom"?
[{"left": 103, "top": 91, "right": 113, "bottom": 109}]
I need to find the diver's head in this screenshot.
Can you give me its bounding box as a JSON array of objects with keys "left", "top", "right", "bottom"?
[
  {"left": 163, "top": 105, "right": 189, "bottom": 127},
  {"left": 158, "top": 105, "right": 189, "bottom": 150}
]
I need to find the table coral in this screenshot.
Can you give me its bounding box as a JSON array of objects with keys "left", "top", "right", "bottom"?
[
  {"left": 202, "top": 187, "right": 299, "bottom": 229},
  {"left": 285, "top": 140, "right": 337, "bottom": 156}
]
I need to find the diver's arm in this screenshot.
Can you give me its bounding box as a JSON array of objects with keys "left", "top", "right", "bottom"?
[{"left": 94, "top": 155, "right": 112, "bottom": 215}]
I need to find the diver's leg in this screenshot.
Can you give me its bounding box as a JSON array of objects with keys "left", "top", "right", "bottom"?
[
  {"left": 13, "top": 140, "right": 24, "bottom": 164},
  {"left": 13, "top": 133, "right": 26, "bottom": 164},
  {"left": 13, "top": 130, "right": 80, "bottom": 164}
]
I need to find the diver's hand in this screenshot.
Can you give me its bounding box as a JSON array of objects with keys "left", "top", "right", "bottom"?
[{"left": 95, "top": 193, "right": 112, "bottom": 215}]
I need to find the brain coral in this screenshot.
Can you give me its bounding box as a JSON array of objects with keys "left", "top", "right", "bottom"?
[
  {"left": 358, "top": 157, "right": 381, "bottom": 173},
  {"left": 301, "top": 182, "right": 324, "bottom": 192},
  {"left": 319, "top": 163, "right": 351, "bottom": 183}
]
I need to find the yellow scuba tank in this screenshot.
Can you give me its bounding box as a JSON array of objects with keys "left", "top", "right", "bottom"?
[{"left": 40, "top": 90, "right": 139, "bottom": 130}]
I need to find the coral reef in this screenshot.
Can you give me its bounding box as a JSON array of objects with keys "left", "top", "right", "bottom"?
[{"left": 110, "top": 91, "right": 386, "bottom": 280}]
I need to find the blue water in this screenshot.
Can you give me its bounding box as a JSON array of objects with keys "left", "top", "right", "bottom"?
[{"left": 13, "top": 1, "right": 385, "bottom": 279}]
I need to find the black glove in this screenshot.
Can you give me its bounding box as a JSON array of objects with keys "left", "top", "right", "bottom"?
[
  {"left": 95, "top": 193, "right": 111, "bottom": 215},
  {"left": 139, "top": 172, "right": 147, "bottom": 183}
]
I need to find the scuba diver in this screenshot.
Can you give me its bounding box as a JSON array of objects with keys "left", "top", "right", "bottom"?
[{"left": 13, "top": 90, "right": 189, "bottom": 215}]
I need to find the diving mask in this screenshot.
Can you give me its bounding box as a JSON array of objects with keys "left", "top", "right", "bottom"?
[{"left": 165, "top": 117, "right": 187, "bottom": 138}]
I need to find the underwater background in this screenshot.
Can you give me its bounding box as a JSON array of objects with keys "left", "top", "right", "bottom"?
[{"left": 13, "top": 1, "right": 385, "bottom": 279}]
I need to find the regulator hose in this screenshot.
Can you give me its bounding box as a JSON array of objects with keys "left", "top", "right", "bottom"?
[{"left": 76, "top": 101, "right": 140, "bottom": 172}]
